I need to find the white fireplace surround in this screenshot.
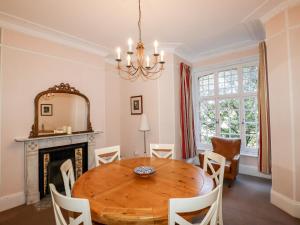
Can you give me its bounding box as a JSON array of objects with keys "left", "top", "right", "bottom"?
[{"left": 15, "top": 131, "right": 102, "bottom": 204}]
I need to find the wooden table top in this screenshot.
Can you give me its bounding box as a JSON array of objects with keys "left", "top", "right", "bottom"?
[{"left": 72, "top": 157, "right": 214, "bottom": 225}]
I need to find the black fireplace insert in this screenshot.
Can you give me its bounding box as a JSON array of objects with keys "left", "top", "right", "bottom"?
[{"left": 38, "top": 142, "right": 88, "bottom": 199}]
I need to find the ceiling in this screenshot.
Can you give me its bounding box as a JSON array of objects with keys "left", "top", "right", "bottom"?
[{"left": 0, "top": 0, "right": 285, "bottom": 61}]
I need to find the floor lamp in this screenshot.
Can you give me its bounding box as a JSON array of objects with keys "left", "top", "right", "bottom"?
[{"left": 139, "top": 114, "right": 150, "bottom": 155}]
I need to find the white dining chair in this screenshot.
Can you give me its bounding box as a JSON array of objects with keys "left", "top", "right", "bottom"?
[
  {"left": 202, "top": 151, "right": 226, "bottom": 225},
  {"left": 49, "top": 183, "right": 92, "bottom": 225},
  {"left": 94, "top": 145, "right": 121, "bottom": 166},
  {"left": 150, "top": 144, "right": 175, "bottom": 159},
  {"left": 60, "top": 159, "right": 75, "bottom": 197},
  {"left": 168, "top": 184, "right": 221, "bottom": 225}
]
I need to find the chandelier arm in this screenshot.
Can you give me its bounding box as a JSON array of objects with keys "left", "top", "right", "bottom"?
[
  {"left": 140, "top": 68, "right": 163, "bottom": 80},
  {"left": 146, "top": 72, "right": 163, "bottom": 80},
  {"left": 118, "top": 69, "right": 139, "bottom": 81},
  {"left": 140, "top": 66, "right": 150, "bottom": 77},
  {"left": 140, "top": 66, "right": 162, "bottom": 78},
  {"left": 117, "top": 65, "right": 138, "bottom": 77},
  {"left": 144, "top": 67, "right": 164, "bottom": 79},
  {"left": 130, "top": 67, "right": 141, "bottom": 77},
  {"left": 143, "top": 61, "right": 159, "bottom": 71},
  {"left": 130, "top": 61, "right": 138, "bottom": 70},
  {"left": 144, "top": 62, "right": 163, "bottom": 72},
  {"left": 117, "top": 69, "right": 134, "bottom": 80},
  {"left": 143, "top": 66, "right": 164, "bottom": 75}
]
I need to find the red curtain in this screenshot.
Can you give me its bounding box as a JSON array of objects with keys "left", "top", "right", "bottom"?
[{"left": 180, "top": 63, "right": 196, "bottom": 159}]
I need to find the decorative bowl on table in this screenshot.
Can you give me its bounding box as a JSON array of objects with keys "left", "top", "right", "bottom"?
[{"left": 134, "top": 166, "right": 155, "bottom": 178}]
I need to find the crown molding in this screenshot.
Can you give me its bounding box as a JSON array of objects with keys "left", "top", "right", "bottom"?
[
  {"left": 242, "top": 0, "right": 269, "bottom": 23},
  {"left": 260, "top": 0, "right": 300, "bottom": 23},
  {"left": 0, "top": 12, "right": 110, "bottom": 57},
  {"left": 190, "top": 40, "right": 258, "bottom": 63},
  {"left": 173, "top": 49, "right": 194, "bottom": 63}
]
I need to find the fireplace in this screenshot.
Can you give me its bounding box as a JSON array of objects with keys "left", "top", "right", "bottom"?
[
  {"left": 38, "top": 142, "right": 88, "bottom": 198},
  {"left": 15, "top": 131, "right": 100, "bottom": 204}
]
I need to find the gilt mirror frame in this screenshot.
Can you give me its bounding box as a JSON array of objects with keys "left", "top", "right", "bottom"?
[{"left": 29, "top": 83, "right": 93, "bottom": 138}]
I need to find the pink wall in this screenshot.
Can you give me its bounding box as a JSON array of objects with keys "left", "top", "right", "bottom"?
[
  {"left": 105, "top": 63, "right": 121, "bottom": 147},
  {"left": 0, "top": 29, "right": 107, "bottom": 199},
  {"left": 116, "top": 53, "right": 184, "bottom": 159},
  {"left": 265, "top": 3, "right": 300, "bottom": 216},
  {"left": 119, "top": 67, "right": 160, "bottom": 157},
  {"left": 265, "top": 12, "right": 294, "bottom": 199}
]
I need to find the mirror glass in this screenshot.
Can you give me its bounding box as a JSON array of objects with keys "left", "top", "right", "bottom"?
[{"left": 38, "top": 93, "right": 88, "bottom": 136}]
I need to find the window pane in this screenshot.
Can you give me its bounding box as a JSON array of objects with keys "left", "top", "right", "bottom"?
[
  {"left": 243, "top": 66, "right": 258, "bottom": 93},
  {"left": 219, "top": 98, "right": 240, "bottom": 138},
  {"left": 244, "top": 97, "right": 259, "bottom": 149},
  {"left": 218, "top": 69, "right": 238, "bottom": 95},
  {"left": 200, "top": 100, "right": 216, "bottom": 144},
  {"left": 199, "top": 74, "right": 214, "bottom": 97},
  {"left": 246, "top": 135, "right": 257, "bottom": 148}
]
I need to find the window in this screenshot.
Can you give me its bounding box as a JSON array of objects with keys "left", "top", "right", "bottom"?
[{"left": 194, "top": 61, "right": 259, "bottom": 156}]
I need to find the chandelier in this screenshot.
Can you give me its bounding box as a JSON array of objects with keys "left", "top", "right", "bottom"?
[{"left": 115, "top": 0, "right": 165, "bottom": 80}]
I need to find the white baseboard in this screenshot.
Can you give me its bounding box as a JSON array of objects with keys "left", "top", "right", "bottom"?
[
  {"left": 239, "top": 164, "right": 271, "bottom": 179},
  {"left": 0, "top": 192, "right": 25, "bottom": 212},
  {"left": 271, "top": 189, "right": 300, "bottom": 218}
]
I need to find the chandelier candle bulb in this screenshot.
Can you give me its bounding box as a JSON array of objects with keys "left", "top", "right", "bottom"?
[
  {"left": 154, "top": 40, "right": 158, "bottom": 54},
  {"left": 160, "top": 51, "right": 164, "bottom": 62},
  {"left": 116, "top": 47, "right": 121, "bottom": 60},
  {"left": 146, "top": 56, "right": 150, "bottom": 68},
  {"left": 127, "top": 55, "right": 131, "bottom": 67},
  {"left": 128, "top": 38, "right": 133, "bottom": 53}
]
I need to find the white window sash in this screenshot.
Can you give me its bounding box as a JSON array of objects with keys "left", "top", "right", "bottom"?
[{"left": 192, "top": 58, "right": 259, "bottom": 157}]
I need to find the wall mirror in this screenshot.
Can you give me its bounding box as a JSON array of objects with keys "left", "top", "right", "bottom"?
[{"left": 29, "top": 83, "right": 93, "bottom": 138}]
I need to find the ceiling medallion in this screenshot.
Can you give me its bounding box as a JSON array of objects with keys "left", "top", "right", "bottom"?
[{"left": 115, "top": 0, "right": 165, "bottom": 80}]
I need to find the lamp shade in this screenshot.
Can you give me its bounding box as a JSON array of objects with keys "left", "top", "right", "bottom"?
[{"left": 139, "top": 114, "right": 150, "bottom": 131}]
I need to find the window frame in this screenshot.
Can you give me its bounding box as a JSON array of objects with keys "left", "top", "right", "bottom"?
[{"left": 192, "top": 57, "right": 259, "bottom": 157}]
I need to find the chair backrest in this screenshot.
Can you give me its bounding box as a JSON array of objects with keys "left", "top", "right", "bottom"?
[
  {"left": 94, "top": 145, "right": 121, "bottom": 166},
  {"left": 169, "top": 185, "right": 221, "bottom": 225},
  {"left": 211, "top": 136, "right": 241, "bottom": 160},
  {"left": 203, "top": 151, "right": 226, "bottom": 186},
  {"left": 150, "top": 144, "right": 175, "bottom": 159},
  {"left": 60, "top": 159, "right": 75, "bottom": 197},
  {"left": 49, "top": 183, "right": 92, "bottom": 225}
]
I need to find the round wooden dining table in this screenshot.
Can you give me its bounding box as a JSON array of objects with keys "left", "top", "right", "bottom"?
[{"left": 72, "top": 157, "right": 214, "bottom": 225}]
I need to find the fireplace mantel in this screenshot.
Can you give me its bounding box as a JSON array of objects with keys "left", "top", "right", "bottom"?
[
  {"left": 15, "top": 131, "right": 103, "bottom": 204},
  {"left": 15, "top": 131, "right": 102, "bottom": 142}
]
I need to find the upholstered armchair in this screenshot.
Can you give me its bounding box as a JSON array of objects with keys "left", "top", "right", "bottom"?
[{"left": 199, "top": 137, "right": 241, "bottom": 187}]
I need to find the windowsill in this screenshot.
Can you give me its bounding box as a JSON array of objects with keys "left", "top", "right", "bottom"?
[{"left": 196, "top": 149, "right": 258, "bottom": 158}]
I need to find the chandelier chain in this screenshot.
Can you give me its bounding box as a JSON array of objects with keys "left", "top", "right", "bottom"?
[{"left": 138, "top": 0, "right": 142, "bottom": 42}]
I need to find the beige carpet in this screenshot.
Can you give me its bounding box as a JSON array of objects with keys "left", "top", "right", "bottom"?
[{"left": 0, "top": 175, "right": 299, "bottom": 225}]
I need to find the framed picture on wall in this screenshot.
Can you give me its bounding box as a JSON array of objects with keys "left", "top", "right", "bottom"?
[
  {"left": 130, "top": 95, "right": 143, "bottom": 115},
  {"left": 41, "top": 104, "right": 53, "bottom": 116}
]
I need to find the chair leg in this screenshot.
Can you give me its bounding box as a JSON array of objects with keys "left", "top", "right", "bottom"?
[
  {"left": 228, "top": 178, "right": 236, "bottom": 188},
  {"left": 218, "top": 191, "right": 224, "bottom": 225}
]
